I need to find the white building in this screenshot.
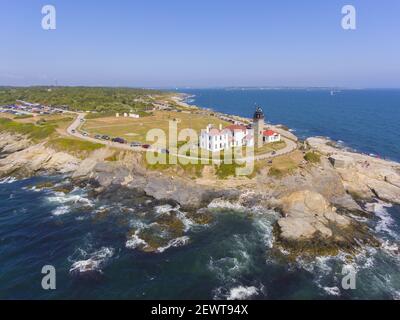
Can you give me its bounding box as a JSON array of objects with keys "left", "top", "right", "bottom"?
[
  {"left": 263, "top": 130, "right": 281, "bottom": 143},
  {"left": 199, "top": 107, "right": 281, "bottom": 152},
  {"left": 200, "top": 124, "right": 254, "bottom": 152}
]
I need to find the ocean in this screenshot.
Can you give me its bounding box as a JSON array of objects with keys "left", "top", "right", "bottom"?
[
  {"left": 1, "top": 88, "right": 400, "bottom": 300},
  {"left": 179, "top": 88, "right": 400, "bottom": 162},
  {"left": 0, "top": 176, "right": 399, "bottom": 300}
]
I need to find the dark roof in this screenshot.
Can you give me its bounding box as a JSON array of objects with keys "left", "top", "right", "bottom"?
[{"left": 253, "top": 106, "right": 264, "bottom": 120}]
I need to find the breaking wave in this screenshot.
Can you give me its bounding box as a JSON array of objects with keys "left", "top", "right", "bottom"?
[
  {"left": 227, "top": 286, "right": 259, "bottom": 300},
  {"left": 0, "top": 176, "right": 17, "bottom": 184},
  {"left": 366, "top": 201, "right": 397, "bottom": 239},
  {"left": 69, "top": 247, "right": 114, "bottom": 275},
  {"left": 156, "top": 236, "right": 190, "bottom": 253}
]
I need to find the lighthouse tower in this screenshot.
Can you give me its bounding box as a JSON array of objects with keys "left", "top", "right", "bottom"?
[{"left": 253, "top": 106, "right": 265, "bottom": 149}]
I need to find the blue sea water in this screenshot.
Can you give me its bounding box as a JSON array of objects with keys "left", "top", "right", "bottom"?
[
  {"left": 0, "top": 176, "right": 399, "bottom": 300},
  {"left": 179, "top": 88, "right": 400, "bottom": 162}
]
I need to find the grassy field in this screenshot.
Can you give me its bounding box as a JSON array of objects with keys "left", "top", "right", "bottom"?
[
  {"left": 46, "top": 138, "right": 104, "bottom": 158},
  {"left": 0, "top": 117, "right": 57, "bottom": 141},
  {"left": 81, "top": 110, "right": 231, "bottom": 145},
  {"left": 254, "top": 140, "right": 287, "bottom": 155},
  {"left": 267, "top": 150, "right": 304, "bottom": 178}
]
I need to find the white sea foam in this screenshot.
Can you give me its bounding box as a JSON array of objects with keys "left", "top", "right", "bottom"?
[
  {"left": 367, "top": 201, "right": 397, "bottom": 239},
  {"left": 69, "top": 247, "right": 114, "bottom": 274},
  {"left": 253, "top": 215, "right": 278, "bottom": 249},
  {"left": 323, "top": 286, "right": 341, "bottom": 296},
  {"left": 52, "top": 205, "right": 70, "bottom": 216},
  {"left": 207, "top": 198, "right": 247, "bottom": 211},
  {"left": 0, "top": 176, "right": 17, "bottom": 184},
  {"left": 47, "top": 192, "right": 93, "bottom": 206},
  {"left": 126, "top": 231, "right": 148, "bottom": 250},
  {"left": 156, "top": 236, "right": 190, "bottom": 253},
  {"left": 227, "top": 286, "right": 259, "bottom": 300},
  {"left": 154, "top": 204, "right": 177, "bottom": 215},
  {"left": 176, "top": 211, "right": 195, "bottom": 231},
  {"left": 381, "top": 240, "right": 399, "bottom": 255}
]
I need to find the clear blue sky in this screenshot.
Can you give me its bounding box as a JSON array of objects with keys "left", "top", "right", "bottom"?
[{"left": 1, "top": 0, "right": 400, "bottom": 88}]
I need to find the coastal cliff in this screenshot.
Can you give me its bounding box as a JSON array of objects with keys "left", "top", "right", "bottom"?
[{"left": 1, "top": 131, "right": 399, "bottom": 258}]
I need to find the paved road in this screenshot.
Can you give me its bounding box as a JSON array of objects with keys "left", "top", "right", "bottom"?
[{"left": 66, "top": 113, "right": 298, "bottom": 163}]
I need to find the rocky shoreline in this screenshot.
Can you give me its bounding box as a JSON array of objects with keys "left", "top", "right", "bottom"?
[{"left": 1, "top": 130, "right": 400, "bottom": 258}]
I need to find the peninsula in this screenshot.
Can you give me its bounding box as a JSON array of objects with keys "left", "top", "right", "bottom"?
[{"left": 1, "top": 86, "right": 399, "bottom": 259}]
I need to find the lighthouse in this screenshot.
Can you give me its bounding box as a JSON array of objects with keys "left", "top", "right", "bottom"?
[{"left": 253, "top": 106, "right": 265, "bottom": 149}]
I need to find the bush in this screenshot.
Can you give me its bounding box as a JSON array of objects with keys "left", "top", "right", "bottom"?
[
  {"left": 268, "top": 167, "right": 284, "bottom": 178},
  {"left": 215, "top": 163, "right": 243, "bottom": 179},
  {"left": 46, "top": 138, "right": 103, "bottom": 157},
  {"left": 14, "top": 114, "right": 33, "bottom": 119},
  {"left": 0, "top": 118, "right": 56, "bottom": 140},
  {"left": 304, "top": 152, "right": 321, "bottom": 164}
]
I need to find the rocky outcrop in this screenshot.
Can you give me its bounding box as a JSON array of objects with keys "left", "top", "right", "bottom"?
[
  {"left": 275, "top": 190, "right": 379, "bottom": 257},
  {"left": 307, "top": 137, "right": 400, "bottom": 204},
  {"left": 87, "top": 160, "right": 226, "bottom": 210},
  {"left": 263, "top": 156, "right": 362, "bottom": 213},
  {"left": 0, "top": 142, "right": 80, "bottom": 178},
  {"left": 0, "top": 132, "right": 31, "bottom": 155},
  {"left": 277, "top": 190, "right": 350, "bottom": 240}
]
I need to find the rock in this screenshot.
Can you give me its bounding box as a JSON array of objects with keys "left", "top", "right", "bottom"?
[
  {"left": 275, "top": 190, "right": 379, "bottom": 258},
  {"left": 186, "top": 209, "right": 214, "bottom": 225},
  {"left": 328, "top": 154, "right": 354, "bottom": 169},
  {"left": 278, "top": 190, "right": 349, "bottom": 241},
  {"left": 0, "top": 132, "right": 31, "bottom": 155},
  {"left": 144, "top": 175, "right": 216, "bottom": 209},
  {"left": 72, "top": 148, "right": 115, "bottom": 179},
  {"left": 307, "top": 137, "right": 400, "bottom": 204},
  {"left": 386, "top": 174, "right": 400, "bottom": 189},
  {"left": 367, "top": 179, "right": 400, "bottom": 204},
  {"left": 0, "top": 143, "right": 79, "bottom": 178}
]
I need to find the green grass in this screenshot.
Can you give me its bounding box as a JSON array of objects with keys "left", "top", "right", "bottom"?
[
  {"left": 46, "top": 138, "right": 104, "bottom": 157},
  {"left": 14, "top": 114, "right": 33, "bottom": 119},
  {"left": 215, "top": 163, "right": 245, "bottom": 179},
  {"left": 145, "top": 154, "right": 205, "bottom": 178},
  {"left": 268, "top": 167, "right": 285, "bottom": 178},
  {"left": 0, "top": 118, "right": 56, "bottom": 141},
  {"left": 267, "top": 154, "right": 299, "bottom": 178},
  {"left": 304, "top": 151, "right": 321, "bottom": 164}
]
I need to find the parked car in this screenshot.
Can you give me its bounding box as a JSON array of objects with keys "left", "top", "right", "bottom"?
[
  {"left": 112, "top": 137, "right": 126, "bottom": 144},
  {"left": 101, "top": 135, "right": 110, "bottom": 140},
  {"left": 142, "top": 144, "right": 151, "bottom": 149},
  {"left": 94, "top": 134, "right": 102, "bottom": 139},
  {"left": 82, "top": 132, "right": 89, "bottom": 137},
  {"left": 130, "top": 142, "right": 142, "bottom": 147},
  {"left": 71, "top": 129, "right": 76, "bottom": 133},
  {"left": 272, "top": 151, "right": 277, "bottom": 155},
  {"left": 160, "top": 148, "right": 170, "bottom": 154}
]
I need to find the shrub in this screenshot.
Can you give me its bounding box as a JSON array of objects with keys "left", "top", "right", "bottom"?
[
  {"left": 215, "top": 163, "right": 243, "bottom": 179},
  {"left": 46, "top": 138, "right": 103, "bottom": 157},
  {"left": 0, "top": 118, "right": 56, "bottom": 140},
  {"left": 268, "top": 167, "right": 284, "bottom": 178},
  {"left": 304, "top": 151, "right": 321, "bottom": 164}
]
